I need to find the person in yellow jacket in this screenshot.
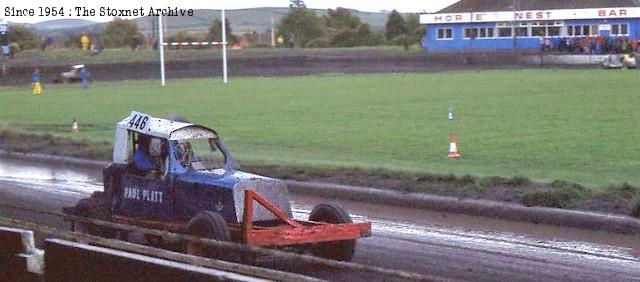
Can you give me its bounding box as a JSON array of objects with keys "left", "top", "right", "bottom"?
[
  {"left": 80, "top": 34, "right": 90, "bottom": 50},
  {"left": 32, "top": 68, "right": 42, "bottom": 95}
]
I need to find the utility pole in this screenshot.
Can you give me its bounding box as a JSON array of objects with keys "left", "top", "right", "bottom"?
[
  {"left": 222, "top": 9, "right": 228, "bottom": 84},
  {"left": 158, "top": 15, "right": 165, "bottom": 86},
  {"left": 512, "top": 0, "right": 517, "bottom": 51},
  {"left": 271, "top": 17, "right": 276, "bottom": 47}
]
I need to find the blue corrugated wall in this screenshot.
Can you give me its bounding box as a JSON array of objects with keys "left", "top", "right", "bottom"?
[{"left": 423, "top": 18, "right": 640, "bottom": 52}]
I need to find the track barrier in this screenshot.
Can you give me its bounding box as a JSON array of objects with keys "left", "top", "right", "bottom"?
[
  {"left": 44, "top": 239, "right": 269, "bottom": 282},
  {"left": 0, "top": 206, "right": 445, "bottom": 281},
  {"left": 0, "top": 226, "right": 44, "bottom": 282}
]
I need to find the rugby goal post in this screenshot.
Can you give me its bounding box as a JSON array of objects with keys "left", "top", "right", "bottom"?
[{"left": 157, "top": 9, "right": 228, "bottom": 86}]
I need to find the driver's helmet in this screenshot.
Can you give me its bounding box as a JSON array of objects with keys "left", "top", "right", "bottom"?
[{"left": 149, "top": 138, "right": 163, "bottom": 157}]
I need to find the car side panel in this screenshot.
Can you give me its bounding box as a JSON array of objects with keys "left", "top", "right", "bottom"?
[
  {"left": 113, "top": 173, "right": 174, "bottom": 220},
  {"left": 173, "top": 178, "right": 238, "bottom": 223}
]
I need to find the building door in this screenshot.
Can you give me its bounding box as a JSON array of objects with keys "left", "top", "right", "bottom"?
[{"left": 599, "top": 24, "right": 611, "bottom": 37}]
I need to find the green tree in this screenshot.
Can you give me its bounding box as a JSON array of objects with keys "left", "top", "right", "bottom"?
[
  {"left": 103, "top": 18, "right": 143, "bottom": 48},
  {"left": 278, "top": 8, "right": 324, "bottom": 47},
  {"left": 8, "top": 25, "right": 39, "bottom": 50},
  {"left": 64, "top": 34, "right": 83, "bottom": 48},
  {"left": 385, "top": 10, "right": 407, "bottom": 42},
  {"left": 405, "top": 14, "right": 425, "bottom": 46},
  {"left": 328, "top": 22, "right": 378, "bottom": 47},
  {"left": 207, "top": 18, "right": 238, "bottom": 45},
  {"left": 289, "top": 0, "right": 306, "bottom": 9},
  {"left": 323, "top": 8, "right": 379, "bottom": 48},
  {"left": 324, "top": 8, "right": 360, "bottom": 29}
]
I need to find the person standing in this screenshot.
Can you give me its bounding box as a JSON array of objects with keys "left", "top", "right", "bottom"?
[
  {"left": 32, "top": 68, "right": 42, "bottom": 95},
  {"left": 1, "top": 44, "right": 8, "bottom": 59},
  {"left": 80, "top": 34, "right": 90, "bottom": 50},
  {"left": 80, "top": 67, "right": 89, "bottom": 90}
]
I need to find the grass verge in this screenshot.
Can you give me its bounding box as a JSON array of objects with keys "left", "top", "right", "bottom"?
[{"left": 1, "top": 126, "right": 638, "bottom": 217}]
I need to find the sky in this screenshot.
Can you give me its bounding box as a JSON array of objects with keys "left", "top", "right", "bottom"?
[{"left": 1, "top": 0, "right": 460, "bottom": 23}]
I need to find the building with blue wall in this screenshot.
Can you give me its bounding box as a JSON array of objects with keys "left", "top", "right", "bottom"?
[{"left": 420, "top": 0, "right": 640, "bottom": 52}]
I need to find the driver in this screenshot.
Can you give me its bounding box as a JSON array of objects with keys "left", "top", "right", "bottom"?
[{"left": 134, "top": 135, "right": 162, "bottom": 176}]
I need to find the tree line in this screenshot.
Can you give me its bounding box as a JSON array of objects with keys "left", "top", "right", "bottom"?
[
  {"left": 279, "top": 8, "right": 423, "bottom": 48},
  {"left": 7, "top": 7, "right": 423, "bottom": 51}
]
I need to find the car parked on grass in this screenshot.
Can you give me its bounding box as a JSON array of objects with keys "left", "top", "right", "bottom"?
[{"left": 52, "top": 64, "right": 90, "bottom": 83}]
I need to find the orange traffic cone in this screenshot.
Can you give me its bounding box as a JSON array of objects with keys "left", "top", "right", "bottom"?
[
  {"left": 71, "top": 119, "right": 80, "bottom": 133},
  {"left": 448, "top": 135, "right": 461, "bottom": 158}
]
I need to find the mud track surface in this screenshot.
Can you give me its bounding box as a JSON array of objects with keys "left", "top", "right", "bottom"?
[
  {"left": 0, "top": 159, "right": 638, "bottom": 282},
  {"left": 0, "top": 51, "right": 565, "bottom": 86}
]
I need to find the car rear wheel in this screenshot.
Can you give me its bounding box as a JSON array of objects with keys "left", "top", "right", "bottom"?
[
  {"left": 185, "top": 211, "right": 230, "bottom": 258},
  {"left": 309, "top": 203, "right": 356, "bottom": 261},
  {"left": 74, "top": 197, "right": 111, "bottom": 237}
]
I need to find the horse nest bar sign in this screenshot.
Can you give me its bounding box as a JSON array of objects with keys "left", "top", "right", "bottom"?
[{"left": 420, "top": 7, "right": 637, "bottom": 24}]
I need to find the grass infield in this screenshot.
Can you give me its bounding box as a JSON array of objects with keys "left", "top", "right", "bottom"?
[{"left": 1, "top": 69, "right": 639, "bottom": 190}]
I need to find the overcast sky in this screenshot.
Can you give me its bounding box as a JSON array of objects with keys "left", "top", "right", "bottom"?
[{"left": 2, "top": 0, "right": 459, "bottom": 23}]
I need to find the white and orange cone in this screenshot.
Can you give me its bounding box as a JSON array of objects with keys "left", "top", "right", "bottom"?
[
  {"left": 71, "top": 119, "right": 80, "bottom": 133},
  {"left": 448, "top": 135, "right": 461, "bottom": 159}
]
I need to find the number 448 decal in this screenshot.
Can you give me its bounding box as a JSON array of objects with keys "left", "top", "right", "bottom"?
[{"left": 128, "top": 111, "right": 151, "bottom": 131}]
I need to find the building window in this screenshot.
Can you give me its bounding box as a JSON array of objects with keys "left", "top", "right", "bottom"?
[
  {"left": 464, "top": 27, "right": 495, "bottom": 39},
  {"left": 532, "top": 26, "right": 545, "bottom": 37},
  {"left": 548, "top": 26, "right": 561, "bottom": 36},
  {"left": 575, "top": 25, "right": 584, "bottom": 36},
  {"left": 530, "top": 21, "right": 563, "bottom": 37},
  {"left": 497, "top": 23, "right": 512, "bottom": 37},
  {"left": 437, "top": 28, "right": 453, "bottom": 40},
  {"left": 464, "top": 28, "right": 478, "bottom": 39},
  {"left": 568, "top": 25, "right": 578, "bottom": 36},
  {"left": 515, "top": 27, "right": 528, "bottom": 37},
  {"left": 611, "top": 24, "right": 629, "bottom": 36},
  {"left": 496, "top": 21, "right": 561, "bottom": 38},
  {"left": 567, "top": 25, "right": 598, "bottom": 36}
]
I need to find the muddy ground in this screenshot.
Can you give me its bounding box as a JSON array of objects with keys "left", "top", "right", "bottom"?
[{"left": 0, "top": 51, "right": 586, "bottom": 86}]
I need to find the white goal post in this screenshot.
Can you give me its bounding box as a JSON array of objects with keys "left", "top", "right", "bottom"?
[{"left": 158, "top": 9, "right": 228, "bottom": 86}]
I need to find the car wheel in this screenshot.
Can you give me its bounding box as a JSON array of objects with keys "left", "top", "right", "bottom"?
[
  {"left": 309, "top": 203, "right": 356, "bottom": 261},
  {"left": 74, "top": 193, "right": 115, "bottom": 238},
  {"left": 74, "top": 198, "right": 103, "bottom": 236},
  {"left": 185, "top": 211, "right": 230, "bottom": 258}
]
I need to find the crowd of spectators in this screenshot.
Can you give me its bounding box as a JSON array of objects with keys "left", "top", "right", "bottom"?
[{"left": 540, "top": 36, "right": 637, "bottom": 54}]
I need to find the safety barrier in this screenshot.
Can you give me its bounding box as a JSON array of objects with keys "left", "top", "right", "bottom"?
[
  {"left": 44, "top": 239, "right": 268, "bottom": 282},
  {"left": 0, "top": 226, "right": 44, "bottom": 282},
  {"left": 0, "top": 205, "right": 442, "bottom": 281},
  {"left": 162, "top": 42, "right": 225, "bottom": 49},
  {"left": 0, "top": 219, "right": 320, "bottom": 282}
]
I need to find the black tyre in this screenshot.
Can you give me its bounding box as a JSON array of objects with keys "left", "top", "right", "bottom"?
[
  {"left": 74, "top": 198, "right": 103, "bottom": 236},
  {"left": 309, "top": 203, "right": 356, "bottom": 261},
  {"left": 74, "top": 193, "right": 115, "bottom": 238},
  {"left": 185, "top": 211, "right": 230, "bottom": 258}
]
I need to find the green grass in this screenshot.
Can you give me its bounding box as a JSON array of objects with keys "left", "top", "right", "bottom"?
[{"left": 1, "top": 69, "right": 639, "bottom": 189}]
